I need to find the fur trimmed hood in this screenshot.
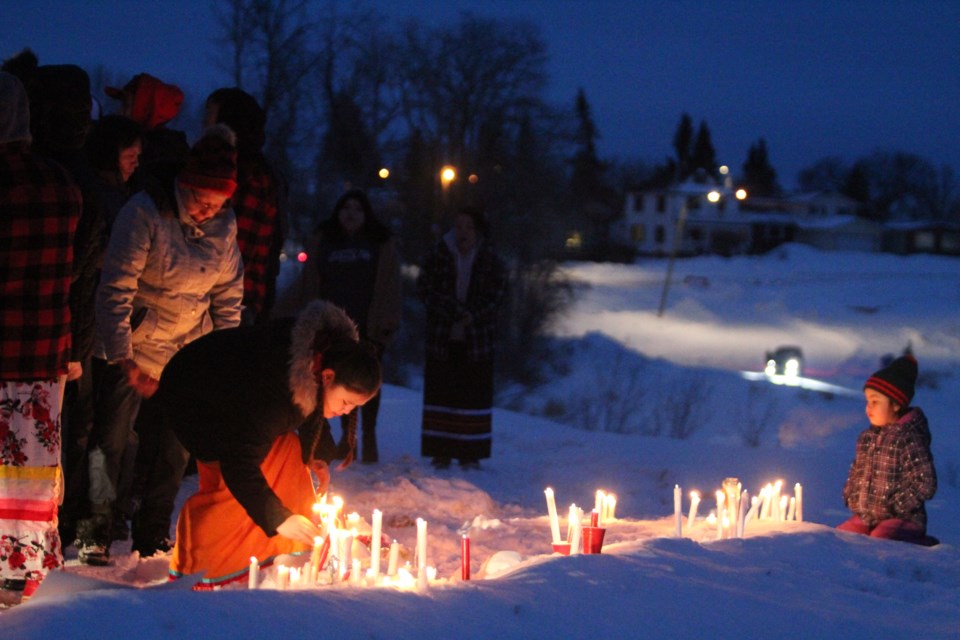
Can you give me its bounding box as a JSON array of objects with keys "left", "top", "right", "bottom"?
[{"left": 288, "top": 300, "right": 359, "bottom": 416}]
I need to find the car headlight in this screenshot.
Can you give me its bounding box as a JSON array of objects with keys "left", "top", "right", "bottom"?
[{"left": 784, "top": 358, "right": 800, "bottom": 377}]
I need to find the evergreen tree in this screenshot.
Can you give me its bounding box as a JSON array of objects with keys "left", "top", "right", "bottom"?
[
  {"left": 672, "top": 112, "right": 693, "bottom": 180},
  {"left": 690, "top": 120, "right": 717, "bottom": 179},
  {"left": 740, "top": 138, "right": 780, "bottom": 197},
  {"left": 569, "top": 88, "right": 608, "bottom": 206}
]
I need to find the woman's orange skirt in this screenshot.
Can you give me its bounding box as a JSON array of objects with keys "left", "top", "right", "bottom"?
[{"left": 169, "top": 432, "right": 316, "bottom": 588}]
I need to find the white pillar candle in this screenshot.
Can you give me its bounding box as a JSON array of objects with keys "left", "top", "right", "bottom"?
[
  {"left": 370, "top": 509, "right": 383, "bottom": 578},
  {"left": 787, "top": 496, "right": 797, "bottom": 521},
  {"left": 595, "top": 490, "right": 605, "bottom": 521},
  {"left": 779, "top": 495, "right": 789, "bottom": 522},
  {"left": 416, "top": 518, "right": 428, "bottom": 577},
  {"left": 351, "top": 558, "right": 362, "bottom": 585},
  {"left": 674, "top": 485, "right": 683, "bottom": 538},
  {"left": 248, "top": 556, "right": 258, "bottom": 590},
  {"left": 568, "top": 504, "right": 582, "bottom": 554},
  {"left": 687, "top": 491, "right": 700, "bottom": 529},
  {"left": 545, "top": 487, "right": 562, "bottom": 544},
  {"left": 603, "top": 494, "right": 617, "bottom": 522},
  {"left": 795, "top": 483, "right": 803, "bottom": 522},
  {"left": 276, "top": 564, "right": 289, "bottom": 590},
  {"left": 387, "top": 540, "right": 400, "bottom": 576}
]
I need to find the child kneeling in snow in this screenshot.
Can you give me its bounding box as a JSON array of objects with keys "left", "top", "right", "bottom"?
[{"left": 838, "top": 354, "right": 937, "bottom": 545}]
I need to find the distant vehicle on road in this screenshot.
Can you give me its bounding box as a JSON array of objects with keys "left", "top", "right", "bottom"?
[{"left": 765, "top": 346, "right": 804, "bottom": 379}]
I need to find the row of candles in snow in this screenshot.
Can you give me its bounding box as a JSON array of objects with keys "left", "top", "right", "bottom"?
[
  {"left": 673, "top": 479, "right": 803, "bottom": 540},
  {"left": 247, "top": 494, "right": 470, "bottom": 590},
  {"left": 544, "top": 487, "right": 617, "bottom": 551}
]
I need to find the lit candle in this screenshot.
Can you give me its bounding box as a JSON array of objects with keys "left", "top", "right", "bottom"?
[
  {"left": 787, "top": 496, "right": 797, "bottom": 521},
  {"left": 387, "top": 540, "right": 400, "bottom": 576},
  {"left": 595, "top": 490, "right": 605, "bottom": 521},
  {"left": 674, "top": 484, "right": 682, "bottom": 538},
  {"left": 590, "top": 509, "right": 599, "bottom": 528},
  {"left": 248, "top": 556, "right": 258, "bottom": 590},
  {"left": 687, "top": 491, "right": 700, "bottom": 529},
  {"left": 779, "top": 495, "right": 789, "bottom": 522},
  {"left": 351, "top": 558, "right": 362, "bottom": 585},
  {"left": 416, "top": 518, "right": 428, "bottom": 577},
  {"left": 603, "top": 494, "right": 617, "bottom": 522},
  {"left": 715, "top": 491, "right": 725, "bottom": 540},
  {"left": 276, "top": 564, "right": 289, "bottom": 590},
  {"left": 795, "top": 483, "right": 803, "bottom": 522},
  {"left": 370, "top": 509, "right": 383, "bottom": 578},
  {"left": 461, "top": 534, "right": 471, "bottom": 581},
  {"left": 544, "top": 487, "right": 562, "bottom": 544}
]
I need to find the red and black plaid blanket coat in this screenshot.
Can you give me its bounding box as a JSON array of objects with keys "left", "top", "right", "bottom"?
[{"left": 0, "top": 141, "right": 81, "bottom": 380}]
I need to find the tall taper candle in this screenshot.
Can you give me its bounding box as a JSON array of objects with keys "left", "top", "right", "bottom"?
[
  {"left": 371, "top": 509, "right": 383, "bottom": 578},
  {"left": 795, "top": 483, "right": 803, "bottom": 522},
  {"left": 568, "top": 504, "right": 582, "bottom": 554},
  {"left": 737, "top": 490, "right": 748, "bottom": 538},
  {"left": 248, "top": 556, "right": 258, "bottom": 590},
  {"left": 461, "top": 534, "right": 471, "bottom": 580},
  {"left": 416, "top": 518, "right": 428, "bottom": 576},
  {"left": 687, "top": 491, "right": 701, "bottom": 529},
  {"left": 387, "top": 540, "right": 399, "bottom": 576},
  {"left": 674, "top": 484, "right": 683, "bottom": 538},
  {"left": 545, "top": 487, "right": 562, "bottom": 544}
]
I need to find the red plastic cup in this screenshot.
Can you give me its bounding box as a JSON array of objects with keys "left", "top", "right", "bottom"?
[
  {"left": 552, "top": 542, "right": 571, "bottom": 555},
  {"left": 582, "top": 527, "right": 606, "bottom": 554}
]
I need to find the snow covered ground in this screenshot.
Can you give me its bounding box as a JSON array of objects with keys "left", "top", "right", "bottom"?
[{"left": 3, "top": 244, "right": 958, "bottom": 639}]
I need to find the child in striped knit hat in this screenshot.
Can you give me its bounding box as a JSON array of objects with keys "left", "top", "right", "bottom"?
[{"left": 838, "top": 354, "right": 938, "bottom": 545}]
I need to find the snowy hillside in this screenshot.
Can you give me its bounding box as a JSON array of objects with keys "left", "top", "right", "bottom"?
[{"left": 3, "top": 245, "right": 958, "bottom": 639}]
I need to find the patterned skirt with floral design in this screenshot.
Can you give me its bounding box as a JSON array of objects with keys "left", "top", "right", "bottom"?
[{"left": 0, "top": 379, "right": 64, "bottom": 588}]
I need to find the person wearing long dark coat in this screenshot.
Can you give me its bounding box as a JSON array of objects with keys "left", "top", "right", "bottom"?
[{"left": 417, "top": 206, "right": 506, "bottom": 470}]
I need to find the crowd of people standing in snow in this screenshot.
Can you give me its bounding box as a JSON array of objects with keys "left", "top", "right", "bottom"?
[
  {"left": 1, "top": 44, "right": 934, "bottom": 604},
  {"left": 0, "top": 47, "right": 509, "bottom": 601}
]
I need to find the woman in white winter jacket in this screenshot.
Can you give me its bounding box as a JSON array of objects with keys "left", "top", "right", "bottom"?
[{"left": 76, "top": 125, "right": 244, "bottom": 565}]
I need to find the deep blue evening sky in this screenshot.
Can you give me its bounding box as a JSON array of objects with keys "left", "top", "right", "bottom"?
[{"left": 3, "top": 0, "right": 958, "bottom": 188}]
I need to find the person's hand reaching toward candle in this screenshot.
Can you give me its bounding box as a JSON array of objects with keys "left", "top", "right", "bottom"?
[{"left": 276, "top": 514, "right": 323, "bottom": 546}]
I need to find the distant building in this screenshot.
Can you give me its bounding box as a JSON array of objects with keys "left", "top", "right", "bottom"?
[
  {"left": 882, "top": 221, "right": 960, "bottom": 256},
  {"left": 612, "top": 182, "right": 886, "bottom": 256}
]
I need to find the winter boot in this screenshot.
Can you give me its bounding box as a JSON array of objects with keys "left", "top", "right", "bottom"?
[{"left": 75, "top": 513, "right": 112, "bottom": 566}]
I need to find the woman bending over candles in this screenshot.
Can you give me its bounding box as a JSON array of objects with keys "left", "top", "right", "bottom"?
[
  {"left": 158, "top": 300, "right": 380, "bottom": 587},
  {"left": 838, "top": 354, "right": 938, "bottom": 545}
]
